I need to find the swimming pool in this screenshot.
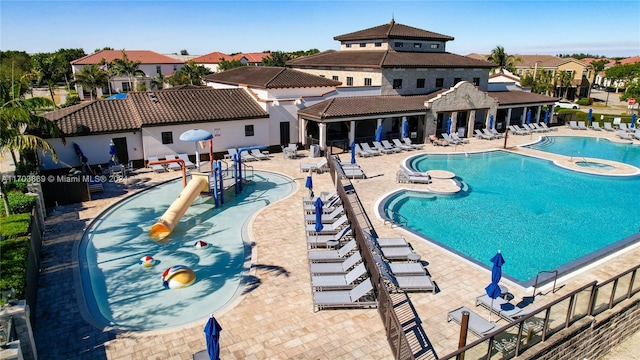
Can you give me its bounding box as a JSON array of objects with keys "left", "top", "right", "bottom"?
[
  {"left": 525, "top": 136, "right": 640, "bottom": 167},
  {"left": 383, "top": 144, "right": 640, "bottom": 286},
  {"left": 78, "top": 171, "right": 294, "bottom": 330}
]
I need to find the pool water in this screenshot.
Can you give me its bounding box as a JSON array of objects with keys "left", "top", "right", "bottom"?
[
  {"left": 79, "top": 171, "right": 294, "bottom": 330},
  {"left": 525, "top": 136, "right": 640, "bottom": 167},
  {"left": 385, "top": 147, "right": 640, "bottom": 285}
]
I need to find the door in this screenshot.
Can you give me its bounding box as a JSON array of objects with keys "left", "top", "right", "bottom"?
[
  {"left": 279, "top": 122, "right": 290, "bottom": 146},
  {"left": 112, "top": 137, "right": 129, "bottom": 164}
]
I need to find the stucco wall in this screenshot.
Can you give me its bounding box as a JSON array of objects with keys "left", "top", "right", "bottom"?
[
  {"left": 381, "top": 67, "right": 489, "bottom": 95},
  {"left": 41, "top": 133, "right": 143, "bottom": 170}
]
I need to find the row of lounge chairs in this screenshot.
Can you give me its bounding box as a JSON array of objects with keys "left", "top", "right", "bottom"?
[
  {"left": 227, "top": 148, "right": 270, "bottom": 161},
  {"left": 337, "top": 161, "right": 366, "bottom": 179},
  {"left": 397, "top": 167, "right": 431, "bottom": 184},
  {"left": 508, "top": 123, "right": 553, "bottom": 135},
  {"left": 147, "top": 154, "right": 196, "bottom": 173},
  {"left": 355, "top": 139, "right": 423, "bottom": 157},
  {"left": 474, "top": 128, "right": 506, "bottom": 140},
  {"left": 617, "top": 129, "right": 640, "bottom": 140}
]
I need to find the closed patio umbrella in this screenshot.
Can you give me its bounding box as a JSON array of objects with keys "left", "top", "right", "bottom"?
[
  {"left": 305, "top": 170, "right": 313, "bottom": 197},
  {"left": 544, "top": 109, "right": 550, "bottom": 123},
  {"left": 402, "top": 119, "right": 409, "bottom": 139},
  {"left": 109, "top": 140, "right": 119, "bottom": 165},
  {"left": 447, "top": 118, "right": 452, "bottom": 134},
  {"left": 350, "top": 142, "right": 356, "bottom": 164},
  {"left": 631, "top": 113, "right": 636, "bottom": 129},
  {"left": 375, "top": 124, "right": 383, "bottom": 143},
  {"left": 484, "top": 250, "right": 505, "bottom": 321},
  {"left": 204, "top": 315, "right": 222, "bottom": 360},
  {"left": 588, "top": 108, "right": 593, "bottom": 125},
  {"left": 526, "top": 110, "right": 531, "bottom": 125},
  {"left": 489, "top": 114, "right": 494, "bottom": 130},
  {"left": 314, "top": 197, "right": 324, "bottom": 233}
]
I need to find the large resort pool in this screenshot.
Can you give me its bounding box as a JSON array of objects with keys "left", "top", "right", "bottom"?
[
  {"left": 78, "top": 171, "right": 294, "bottom": 330},
  {"left": 382, "top": 136, "right": 640, "bottom": 286}
]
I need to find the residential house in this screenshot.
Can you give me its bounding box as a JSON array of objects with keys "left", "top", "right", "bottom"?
[
  {"left": 71, "top": 50, "right": 185, "bottom": 98},
  {"left": 192, "top": 52, "right": 271, "bottom": 73}
]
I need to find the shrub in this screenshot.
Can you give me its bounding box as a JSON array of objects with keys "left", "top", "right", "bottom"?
[
  {"left": 576, "top": 98, "right": 592, "bottom": 106},
  {"left": 4, "top": 180, "right": 28, "bottom": 193},
  {"left": 0, "top": 236, "right": 29, "bottom": 302},
  {"left": 7, "top": 191, "right": 36, "bottom": 214},
  {"left": 0, "top": 213, "right": 31, "bottom": 238}
]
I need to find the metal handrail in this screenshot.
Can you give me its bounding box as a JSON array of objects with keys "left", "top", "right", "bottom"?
[
  {"left": 383, "top": 208, "right": 408, "bottom": 227},
  {"left": 570, "top": 150, "right": 587, "bottom": 163},
  {"left": 532, "top": 269, "right": 559, "bottom": 297}
]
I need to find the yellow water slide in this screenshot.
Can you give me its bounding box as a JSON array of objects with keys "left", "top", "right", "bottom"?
[{"left": 149, "top": 174, "right": 209, "bottom": 244}]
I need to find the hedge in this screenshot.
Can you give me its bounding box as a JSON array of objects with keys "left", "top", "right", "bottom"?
[{"left": 0, "top": 213, "right": 31, "bottom": 303}]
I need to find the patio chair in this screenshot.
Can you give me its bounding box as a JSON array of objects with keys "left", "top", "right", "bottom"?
[
  {"left": 430, "top": 135, "right": 450, "bottom": 146},
  {"left": 376, "top": 237, "right": 409, "bottom": 247},
  {"left": 620, "top": 123, "right": 632, "bottom": 132},
  {"left": 507, "top": 125, "right": 527, "bottom": 135},
  {"left": 312, "top": 278, "right": 377, "bottom": 311},
  {"left": 238, "top": 149, "right": 257, "bottom": 162},
  {"left": 397, "top": 168, "right": 431, "bottom": 184},
  {"left": 634, "top": 130, "right": 640, "bottom": 140},
  {"left": 577, "top": 121, "right": 588, "bottom": 130},
  {"left": 447, "top": 306, "right": 497, "bottom": 337},
  {"left": 309, "top": 251, "right": 362, "bottom": 274},
  {"left": 402, "top": 137, "right": 425, "bottom": 149},
  {"left": 372, "top": 141, "right": 395, "bottom": 154},
  {"left": 305, "top": 214, "right": 349, "bottom": 234},
  {"left": 513, "top": 124, "right": 531, "bottom": 134},
  {"left": 147, "top": 157, "right": 166, "bottom": 173},
  {"left": 303, "top": 189, "right": 338, "bottom": 204},
  {"left": 373, "top": 252, "right": 435, "bottom": 293},
  {"left": 475, "top": 129, "right": 493, "bottom": 140},
  {"left": 603, "top": 122, "right": 615, "bottom": 131},
  {"left": 353, "top": 143, "right": 375, "bottom": 157},
  {"left": 163, "top": 155, "right": 182, "bottom": 171},
  {"left": 591, "top": 122, "right": 602, "bottom": 131},
  {"left": 250, "top": 149, "right": 269, "bottom": 160},
  {"left": 307, "top": 238, "right": 358, "bottom": 262},
  {"left": 475, "top": 294, "right": 533, "bottom": 321},
  {"left": 372, "top": 253, "right": 426, "bottom": 276},
  {"left": 568, "top": 121, "right": 580, "bottom": 130},
  {"left": 481, "top": 128, "right": 498, "bottom": 139},
  {"left": 303, "top": 195, "right": 341, "bottom": 213},
  {"left": 381, "top": 140, "right": 402, "bottom": 152},
  {"left": 450, "top": 133, "right": 469, "bottom": 144},
  {"left": 304, "top": 205, "right": 345, "bottom": 224},
  {"left": 306, "top": 225, "right": 352, "bottom": 248},
  {"left": 617, "top": 130, "right": 633, "bottom": 140},
  {"left": 360, "top": 143, "right": 382, "bottom": 156},
  {"left": 531, "top": 123, "right": 549, "bottom": 132},
  {"left": 490, "top": 128, "right": 506, "bottom": 138},
  {"left": 341, "top": 167, "right": 366, "bottom": 179},
  {"left": 283, "top": 143, "right": 298, "bottom": 159},
  {"left": 177, "top": 154, "right": 196, "bottom": 169},
  {"left": 300, "top": 157, "right": 329, "bottom": 173},
  {"left": 311, "top": 262, "right": 368, "bottom": 290},
  {"left": 392, "top": 138, "right": 414, "bottom": 150},
  {"left": 441, "top": 133, "right": 462, "bottom": 144}
]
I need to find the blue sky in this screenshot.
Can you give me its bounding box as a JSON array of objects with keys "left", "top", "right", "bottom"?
[{"left": 1, "top": 0, "right": 639, "bottom": 58}]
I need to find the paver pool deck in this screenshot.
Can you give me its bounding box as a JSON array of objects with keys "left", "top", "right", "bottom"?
[{"left": 33, "top": 127, "right": 640, "bottom": 359}]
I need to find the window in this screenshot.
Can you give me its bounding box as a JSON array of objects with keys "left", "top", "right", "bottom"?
[
  {"left": 345, "top": 43, "right": 352, "bottom": 48},
  {"left": 416, "top": 78, "right": 425, "bottom": 88},
  {"left": 394, "top": 42, "right": 403, "bottom": 48},
  {"left": 364, "top": 78, "right": 372, "bottom": 86},
  {"left": 319, "top": 75, "right": 325, "bottom": 78},
  {"left": 332, "top": 76, "right": 339, "bottom": 81},
  {"left": 121, "top": 82, "right": 130, "bottom": 92},
  {"left": 346, "top": 77, "right": 353, "bottom": 86},
  {"left": 414, "top": 43, "right": 422, "bottom": 48},
  {"left": 161, "top": 131, "right": 173, "bottom": 144},
  {"left": 393, "top": 79, "right": 402, "bottom": 89},
  {"left": 374, "top": 42, "right": 382, "bottom": 47},
  {"left": 156, "top": 66, "right": 161, "bottom": 74},
  {"left": 473, "top": 77, "right": 480, "bottom": 86},
  {"left": 454, "top": 78, "right": 462, "bottom": 85},
  {"left": 173, "top": 65, "right": 177, "bottom": 71},
  {"left": 430, "top": 44, "right": 439, "bottom": 49},
  {"left": 245, "top": 125, "right": 254, "bottom": 137},
  {"left": 435, "top": 78, "right": 444, "bottom": 87},
  {"left": 360, "top": 43, "right": 366, "bottom": 48}
]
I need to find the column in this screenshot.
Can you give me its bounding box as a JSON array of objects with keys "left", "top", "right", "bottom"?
[
  {"left": 521, "top": 107, "right": 527, "bottom": 125},
  {"left": 301, "top": 118, "right": 307, "bottom": 146},
  {"left": 467, "top": 110, "right": 476, "bottom": 138},
  {"left": 506, "top": 108, "right": 513, "bottom": 129},
  {"left": 450, "top": 112, "right": 458, "bottom": 134},
  {"left": 318, "top": 122, "right": 327, "bottom": 150},
  {"left": 536, "top": 107, "right": 542, "bottom": 123},
  {"left": 349, "top": 120, "right": 356, "bottom": 145}
]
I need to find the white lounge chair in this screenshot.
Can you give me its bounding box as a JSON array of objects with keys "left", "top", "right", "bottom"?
[
  {"left": 300, "top": 157, "right": 329, "bottom": 173},
  {"left": 163, "top": 155, "right": 182, "bottom": 171},
  {"left": 311, "top": 262, "right": 367, "bottom": 290},
  {"left": 303, "top": 195, "right": 341, "bottom": 213},
  {"left": 531, "top": 123, "right": 549, "bottom": 132},
  {"left": 508, "top": 125, "right": 527, "bottom": 135},
  {"left": 475, "top": 294, "right": 533, "bottom": 321},
  {"left": 372, "top": 141, "right": 395, "bottom": 154},
  {"left": 306, "top": 214, "right": 349, "bottom": 234},
  {"left": 360, "top": 143, "right": 382, "bottom": 156},
  {"left": 447, "top": 306, "right": 497, "bottom": 337},
  {"left": 577, "top": 121, "right": 588, "bottom": 130},
  {"left": 312, "top": 278, "right": 377, "bottom": 311},
  {"left": 304, "top": 205, "right": 345, "bottom": 224},
  {"left": 303, "top": 189, "right": 338, "bottom": 204},
  {"left": 442, "top": 133, "right": 462, "bottom": 143},
  {"left": 392, "top": 138, "right": 414, "bottom": 150},
  {"left": 353, "top": 143, "right": 374, "bottom": 157},
  {"left": 177, "top": 154, "right": 196, "bottom": 169},
  {"left": 619, "top": 123, "right": 633, "bottom": 132},
  {"left": 373, "top": 252, "right": 435, "bottom": 293},
  {"left": 341, "top": 167, "right": 366, "bottom": 179},
  {"left": 603, "top": 122, "right": 615, "bottom": 131},
  {"left": 402, "top": 138, "right": 424, "bottom": 149},
  {"left": 250, "top": 149, "right": 269, "bottom": 160},
  {"left": 309, "top": 251, "right": 362, "bottom": 274},
  {"left": 617, "top": 130, "right": 633, "bottom": 140},
  {"left": 590, "top": 122, "right": 602, "bottom": 131},
  {"left": 490, "top": 128, "right": 505, "bottom": 138},
  {"left": 475, "top": 129, "right": 493, "bottom": 140},
  {"left": 451, "top": 133, "right": 469, "bottom": 144},
  {"left": 568, "top": 121, "right": 580, "bottom": 130},
  {"left": 381, "top": 140, "right": 402, "bottom": 152},
  {"left": 397, "top": 168, "right": 431, "bottom": 184},
  {"left": 283, "top": 143, "right": 297, "bottom": 159},
  {"left": 237, "top": 149, "right": 257, "bottom": 162},
  {"left": 147, "top": 157, "right": 166, "bottom": 173},
  {"left": 634, "top": 130, "right": 640, "bottom": 140},
  {"left": 482, "top": 128, "right": 498, "bottom": 139},
  {"left": 513, "top": 124, "right": 531, "bottom": 134},
  {"left": 306, "top": 225, "right": 352, "bottom": 248},
  {"left": 539, "top": 123, "right": 555, "bottom": 132},
  {"left": 307, "top": 239, "right": 358, "bottom": 262}
]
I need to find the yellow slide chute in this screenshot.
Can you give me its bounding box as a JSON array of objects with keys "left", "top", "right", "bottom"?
[{"left": 149, "top": 174, "right": 209, "bottom": 244}]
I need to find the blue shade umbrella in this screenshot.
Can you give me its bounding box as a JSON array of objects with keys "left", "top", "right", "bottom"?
[
  {"left": 314, "top": 197, "right": 324, "bottom": 233},
  {"left": 402, "top": 119, "right": 409, "bottom": 139},
  {"left": 588, "top": 108, "right": 593, "bottom": 124},
  {"left": 631, "top": 113, "right": 636, "bottom": 129},
  {"left": 526, "top": 110, "right": 531, "bottom": 124},
  {"left": 204, "top": 315, "right": 222, "bottom": 360},
  {"left": 489, "top": 115, "right": 494, "bottom": 130},
  {"left": 375, "top": 124, "right": 383, "bottom": 142},
  {"left": 180, "top": 129, "right": 213, "bottom": 170},
  {"left": 447, "top": 118, "right": 452, "bottom": 134},
  {"left": 350, "top": 142, "right": 356, "bottom": 164},
  {"left": 109, "top": 140, "right": 119, "bottom": 165},
  {"left": 105, "top": 93, "right": 127, "bottom": 100},
  {"left": 544, "top": 109, "right": 550, "bottom": 123},
  {"left": 305, "top": 171, "right": 313, "bottom": 196},
  {"left": 484, "top": 250, "right": 505, "bottom": 321}
]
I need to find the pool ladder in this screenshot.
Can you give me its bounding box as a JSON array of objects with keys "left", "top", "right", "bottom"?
[
  {"left": 570, "top": 151, "right": 587, "bottom": 163},
  {"left": 532, "top": 270, "right": 559, "bottom": 297},
  {"left": 383, "top": 209, "right": 408, "bottom": 228}
]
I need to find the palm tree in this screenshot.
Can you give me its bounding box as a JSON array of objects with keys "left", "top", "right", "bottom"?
[
  {"left": 487, "top": 46, "right": 520, "bottom": 74},
  {"left": 31, "top": 53, "right": 64, "bottom": 104},
  {"left": 151, "top": 72, "right": 167, "bottom": 90},
  {"left": 111, "top": 51, "right": 141, "bottom": 92},
  {"left": 74, "top": 64, "right": 108, "bottom": 101},
  {"left": 556, "top": 70, "right": 573, "bottom": 99},
  {"left": 1, "top": 82, "right": 63, "bottom": 214}
]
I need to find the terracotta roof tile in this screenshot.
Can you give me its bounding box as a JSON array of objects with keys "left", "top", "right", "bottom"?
[
  {"left": 43, "top": 100, "right": 140, "bottom": 135},
  {"left": 298, "top": 92, "right": 445, "bottom": 120},
  {"left": 287, "top": 50, "right": 493, "bottom": 68},
  {"left": 71, "top": 50, "right": 183, "bottom": 65},
  {"left": 191, "top": 51, "right": 233, "bottom": 63},
  {"left": 231, "top": 52, "right": 271, "bottom": 63},
  {"left": 334, "top": 20, "right": 454, "bottom": 42},
  {"left": 204, "top": 66, "right": 341, "bottom": 88},
  {"left": 488, "top": 91, "right": 558, "bottom": 105}
]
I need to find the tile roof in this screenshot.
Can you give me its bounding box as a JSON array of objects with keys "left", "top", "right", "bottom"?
[
  {"left": 204, "top": 66, "right": 342, "bottom": 88},
  {"left": 232, "top": 52, "right": 271, "bottom": 63},
  {"left": 191, "top": 51, "right": 234, "bottom": 63},
  {"left": 42, "top": 100, "right": 140, "bottom": 135},
  {"left": 334, "top": 20, "right": 454, "bottom": 42},
  {"left": 619, "top": 56, "right": 640, "bottom": 64},
  {"left": 287, "top": 50, "right": 493, "bottom": 68},
  {"left": 298, "top": 92, "right": 445, "bottom": 120},
  {"left": 42, "top": 87, "right": 268, "bottom": 136},
  {"left": 488, "top": 91, "right": 559, "bottom": 105},
  {"left": 71, "top": 50, "right": 184, "bottom": 65}
]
